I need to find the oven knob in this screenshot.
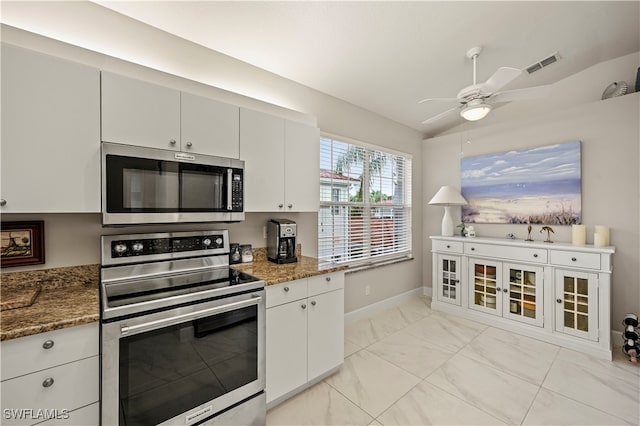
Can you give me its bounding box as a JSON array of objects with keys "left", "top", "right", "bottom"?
[
  {"left": 114, "top": 243, "right": 128, "bottom": 255},
  {"left": 215, "top": 237, "right": 223, "bottom": 246},
  {"left": 202, "top": 238, "right": 212, "bottom": 247},
  {"left": 132, "top": 242, "right": 144, "bottom": 253}
]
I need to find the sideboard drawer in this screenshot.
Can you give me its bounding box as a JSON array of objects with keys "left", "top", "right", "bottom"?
[
  {"left": 550, "top": 250, "right": 601, "bottom": 270},
  {"left": 465, "top": 242, "right": 548, "bottom": 264},
  {"left": 432, "top": 239, "right": 464, "bottom": 254}
]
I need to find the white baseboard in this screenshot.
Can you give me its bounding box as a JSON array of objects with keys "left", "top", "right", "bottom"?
[
  {"left": 345, "top": 287, "right": 426, "bottom": 324},
  {"left": 611, "top": 329, "right": 623, "bottom": 347}
]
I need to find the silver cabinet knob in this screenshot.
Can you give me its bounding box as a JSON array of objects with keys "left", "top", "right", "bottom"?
[
  {"left": 533, "top": 253, "right": 538, "bottom": 258},
  {"left": 301, "top": 304, "right": 307, "bottom": 309},
  {"left": 42, "top": 378, "right": 54, "bottom": 388},
  {"left": 169, "top": 139, "right": 177, "bottom": 145},
  {"left": 556, "top": 298, "right": 562, "bottom": 304},
  {"left": 325, "top": 276, "right": 331, "bottom": 282},
  {"left": 288, "top": 204, "right": 293, "bottom": 209},
  {"left": 0, "top": 199, "right": 6, "bottom": 206},
  {"left": 186, "top": 142, "right": 193, "bottom": 148},
  {"left": 42, "top": 340, "right": 54, "bottom": 350},
  {"left": 446, "top": 245, "right": 451, "bottom": 248},
  {"left": 571, "top": 257, "right": 577, "bottom": 262},
  {"left": 503, "top": 288, "right": 508, "bottom": 293},
  {"left": 311, "top": 300, "right": 316, "bottom": 306},
  {"left": 470, "top": 247, "right": 475, "bottom": 251},
  {"left": 278, "top": 204, "right": 284, "bottom": 208},
  {"left": 496, "top": 287, "right": 502, "bottom": 292},
  {"left": 283, "top": 286, "right": 290, "bottom": 292}
]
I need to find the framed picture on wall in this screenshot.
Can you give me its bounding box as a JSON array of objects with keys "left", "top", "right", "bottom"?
[{"left": 1, "top": 221, "right": 45, "bottom": 268}]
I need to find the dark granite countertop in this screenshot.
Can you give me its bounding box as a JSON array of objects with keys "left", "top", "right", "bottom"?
[{"left": 0, "top": 264, "right": 100, "bottom": 341}]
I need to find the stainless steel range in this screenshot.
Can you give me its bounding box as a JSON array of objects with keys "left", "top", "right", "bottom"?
[{"left": 100, "top": 230, "right": 265, "bottom": 426}]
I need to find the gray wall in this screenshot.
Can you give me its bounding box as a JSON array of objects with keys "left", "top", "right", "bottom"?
[
  {"left": 0, "top": 4, "right": 424, "bottom": 313},
  {"left": 423, "top": 92, "right": 640, "bottom": 332}
]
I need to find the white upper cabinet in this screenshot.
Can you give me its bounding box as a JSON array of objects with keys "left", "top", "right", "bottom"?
[
  {"left": 240, "top": 108, "right": 319, "bottom": 212},
  {"left": 101, "top": 71, "right": 181, "bottom": 151},
  {"left": 101, "top": 72, "right": 240, "bottom": 157},
  {"left": 1, "top": 44, "right": 100, "bottom": 213}
]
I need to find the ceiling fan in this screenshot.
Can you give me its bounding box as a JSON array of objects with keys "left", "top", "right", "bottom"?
[{"left": 419, "top": 46, "right": 550, "bottom": 125}]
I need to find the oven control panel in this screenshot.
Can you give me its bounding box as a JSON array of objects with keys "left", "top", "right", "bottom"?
[{"left": 102, "top": 231, "right": 229, "bottom": 264}]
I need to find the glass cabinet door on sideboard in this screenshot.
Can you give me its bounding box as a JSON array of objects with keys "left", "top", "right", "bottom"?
[
  {"left": 436, "top": 255, "right": 462, "bottom": 306},
  {"left": 469, "top": 259, "right": 502, "bottom": 315},
  {"left": 554, "top": 269, "right": 598, "bottom": 341},
  {"left": 503, "top": 263, "right": 544, "bottom": 327}
]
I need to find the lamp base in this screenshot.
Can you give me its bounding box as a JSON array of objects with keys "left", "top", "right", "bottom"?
[{"left": 441, "top": 206, "right": 454, "bottom": 236}]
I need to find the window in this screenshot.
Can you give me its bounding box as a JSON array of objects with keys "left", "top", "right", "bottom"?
[{"left": 319, "top": 135, "right": 412, "bottom": 266}]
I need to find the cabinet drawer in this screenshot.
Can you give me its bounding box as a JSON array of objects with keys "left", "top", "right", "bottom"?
[
  {"left": 308, "top": 272, "right": 345, "bottom": 297},
  {"left": 1, "top": 322, "right": 99, "bottom": 381},
  {"left": 550, "top": 250, "right": 601, "bottom": 270},
  {"left": 1, "top": 356, "right": 99, "bottom": 426},
  {"left": 465, "top": 242, "right": 547, "bottom": 264},
  {"left": 39, "top": 402, "right": 99, "bottom": 426},
  {"left": 266, "top": 279, "right": 307, "bottom": 308},
  {"left": 432, "top": 239, "right": 464, "bottom": 254}
]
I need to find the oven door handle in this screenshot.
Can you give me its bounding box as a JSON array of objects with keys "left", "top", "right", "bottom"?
[{"left": 120, "top": 294, "right": 262, "bottom": 337}]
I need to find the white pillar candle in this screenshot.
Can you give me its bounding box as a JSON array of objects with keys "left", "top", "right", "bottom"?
[
  {"left": 594, "top": 233, "right": 606, "bottom": 247},
  {"left": 571, "top": 225, "right": 586, "bottom": 245},
  {"left": 594, "top": 225, "right": 610, "bottom": 246}
]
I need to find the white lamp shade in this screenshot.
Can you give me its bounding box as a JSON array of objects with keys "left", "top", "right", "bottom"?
[
  {"left": 428, "top": 186, "right": 467, "bottom": 237},
  {"left": 428, "top": 186, "right": 468, "bottom": 206}
]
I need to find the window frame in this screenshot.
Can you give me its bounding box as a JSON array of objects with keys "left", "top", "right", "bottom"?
[{"left": 318, "top": 133, "right": 412, "bottom": 267}]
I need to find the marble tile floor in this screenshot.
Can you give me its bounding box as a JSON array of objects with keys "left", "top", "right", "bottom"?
[{"left": 266, "top": 296, "right": 640, "bottom": 426}]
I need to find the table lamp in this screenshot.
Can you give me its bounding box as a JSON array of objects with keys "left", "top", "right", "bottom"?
[{"left": 428, "top": 186, "right": 468, "bottom": 236}]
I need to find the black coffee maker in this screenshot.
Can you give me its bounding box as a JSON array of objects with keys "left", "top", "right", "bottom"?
[{"left": 267, "top": 219, "right": 298, "bottom": 264}]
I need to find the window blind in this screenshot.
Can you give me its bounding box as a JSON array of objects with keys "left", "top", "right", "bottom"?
[{"left": 319, "top": 136, "right": 412, "bottom": 266}]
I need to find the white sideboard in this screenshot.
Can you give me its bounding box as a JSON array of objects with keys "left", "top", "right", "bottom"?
[{"left": 430, "top": 236, "right": 615, "bottom": 359}]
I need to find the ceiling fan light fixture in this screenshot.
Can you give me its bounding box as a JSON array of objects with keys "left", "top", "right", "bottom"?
[{"left": 460, "top": 100, "right": 492, "bottom": 121}]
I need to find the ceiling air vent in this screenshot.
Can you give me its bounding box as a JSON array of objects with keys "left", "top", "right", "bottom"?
[{"left": 525, "top": 52, "right": 560, "bottom": 74}]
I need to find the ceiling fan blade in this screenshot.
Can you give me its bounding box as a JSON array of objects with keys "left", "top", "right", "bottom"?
[
  {"left": 491, "top": 84, "right": 551, "bottom": 103},
  {"left": 418, "top": 97, "right": 459, "bottom": 104},
  {"left": 481, "top": 67, "right": 522, "bottom": 93},
  {"left": 421, "top": 105, "right": 462, "bottom": 125}
]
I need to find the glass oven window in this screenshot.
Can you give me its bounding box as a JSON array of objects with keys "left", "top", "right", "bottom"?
[{"left": 118, "top": 305, "right": 258, "bottom": 426}]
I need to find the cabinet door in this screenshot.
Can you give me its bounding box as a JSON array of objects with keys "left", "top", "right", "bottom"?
[
  {"left": 307, "top": 289, "right": 344, "bottom": 380},
  {"left": 181, "top": 92, "right": 239, "bottom": 158},
  {"left": 469, "top": 259, "right": 502, "bottom": 316},
  {"left": 284, "top": 120, "right": 320, "bottom": 211},
  {"left": 554, "top": 269, "right": 599, "bottom": 341},
  {"left": 265, "top": 301, "right": 307, "bottom": 403},
  {"left": 436, "top": 255, "right": 463, "bottom": 306},
  {"left": 101, "top": 72, "right": 180, "bottom": 150},
  {"left": 503, "top": 263, "right": 544, "bottom": 327},
  {"left": 1, "top": 45, "right": 100, "bottom": 212},
  {"left": 239, "top": 108, "right": 285, "bottom": 211}
]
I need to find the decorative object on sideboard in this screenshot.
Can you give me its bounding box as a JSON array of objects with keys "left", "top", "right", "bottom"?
[
  {"left": 571, "top": 224, "right": 586, "bottom": 246},
  {"left": 465, "top": 226, "right": 476, "bottom": 237},
  {"left": 601, "top": 81, "right": 628, "bottom": 100},
  {"left": 540, "top": 226, "right": 555, "bottom": 243},
  {"left": 461, "top": 141, "right": 582, "bottom": 225},
  {"left": 456, "top": 223, "right": 467, "bottom": 236},
  {"left": 622, "top": 313, "right": 639, "bottom": 363},
  {"left": 1, "top": 221, "right": 45, "bottom": 268},
  {"left": 525, "top": 224, "right": 534, "bottom": 242},
  {"left": 428, "top": 186, "right": 468, "bottom": 237},
  {"left": 594, "top": 225, "right": 610, "bottom": 247}
]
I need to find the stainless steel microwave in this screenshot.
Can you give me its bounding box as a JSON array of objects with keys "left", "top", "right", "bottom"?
[{"left": 101, "top": 142, "right": 244, "bottom": 225}]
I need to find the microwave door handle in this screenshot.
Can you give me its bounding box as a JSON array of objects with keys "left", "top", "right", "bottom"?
[
  {"left": 226, "top": 169, "right": 233, "bottom": 211},
  {"left": 120, "top": 295, "right": 262, "bottom": 337}
]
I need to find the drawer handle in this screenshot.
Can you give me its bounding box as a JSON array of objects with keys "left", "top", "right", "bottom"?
[
  {"left": 571, "top": 257, "right": 577, "bottom": 262},
  {"left": 470, "top": 247, "right": 475, "bottom": 251},
  {"left": 533, "top": 254, "right": 538, "bottom": 258},
  {"left": 311, "top": 300, "right": 317, "bottom": 306},
  {"left": 42, "top": 340, "right": 55, "bottom": 350},
  {"left": 446, "top": 245, "right": 451, "bottom": 248},
  {"left": 325, "top": 276, "right": 331, "bottom": 282},
  {"left": 284, "top": 286, "right": 290, "bottom": 292},
  {"left": 301, "top": 303, "right": 307, "bottom": 309},
  {"left": 42, "top": 377, "right": 54, "bottom": 388},
  {"left": 556, "top": 298, "right": 562, "bottom": 304}
]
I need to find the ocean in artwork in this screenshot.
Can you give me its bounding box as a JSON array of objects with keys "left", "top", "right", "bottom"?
[{"left": 461, "top": 141, "right": 582, "bottom": 224}]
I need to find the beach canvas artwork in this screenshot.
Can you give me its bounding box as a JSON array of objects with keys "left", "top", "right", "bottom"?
[{"left": 461, "top": 141, "right": 582, "bottom": 224}]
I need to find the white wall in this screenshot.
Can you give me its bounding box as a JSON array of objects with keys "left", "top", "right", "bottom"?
[
  {"left": 423, "top": 92, "right": 640, "bottom": 332},
  {"left": 0, "top": 2, "right": 424, "bottom": 313}
]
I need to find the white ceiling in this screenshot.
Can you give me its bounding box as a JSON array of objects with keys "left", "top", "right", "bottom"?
[{"left": 38, "top": 2, "right": 640, "bottom": 135}]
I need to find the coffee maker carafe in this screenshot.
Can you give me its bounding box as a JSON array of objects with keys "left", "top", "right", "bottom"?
[{"left": 267, "top": 219, "right": 298, "bottom": 264}]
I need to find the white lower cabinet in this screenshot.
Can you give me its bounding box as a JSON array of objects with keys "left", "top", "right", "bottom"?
[
  {"left": 265, "top": 272, "right": 344, "bottom": 406},
  {"left": 431, "top": 236, "right": 614, "bottom": 359},
  {"left": 0, "top": 323, "right": 99, "bottom": 426}
]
